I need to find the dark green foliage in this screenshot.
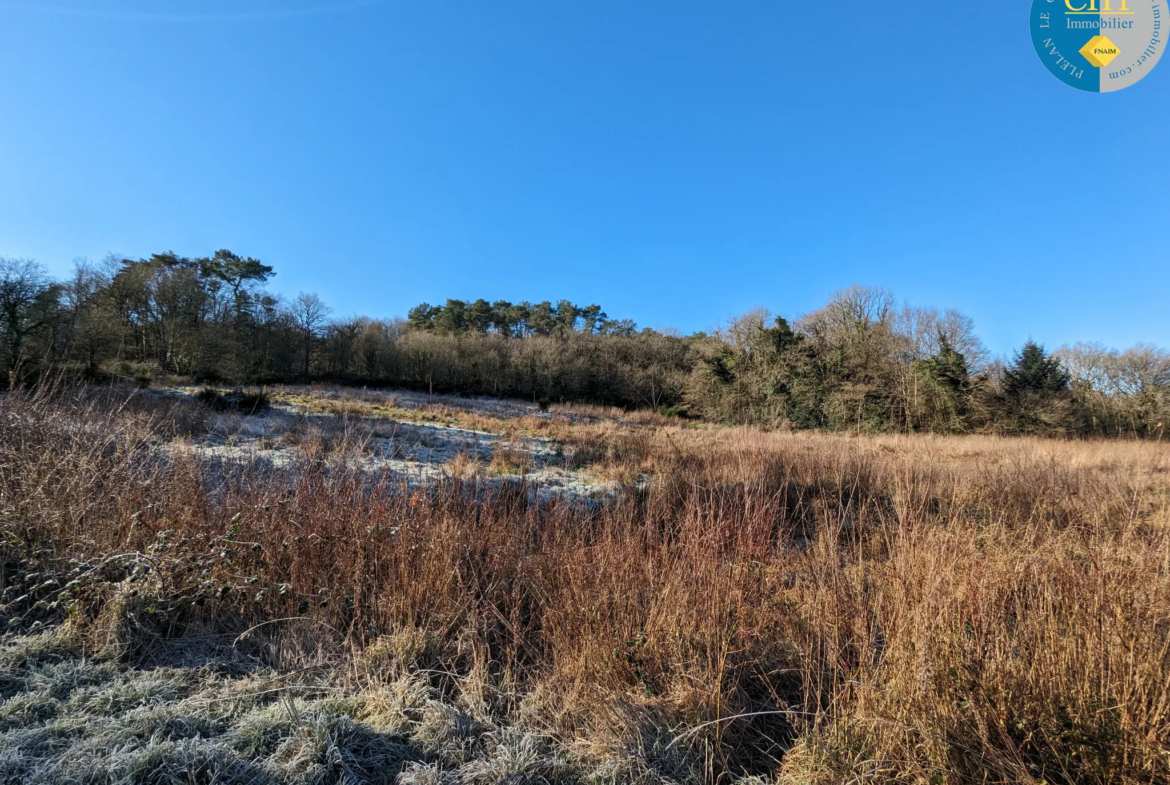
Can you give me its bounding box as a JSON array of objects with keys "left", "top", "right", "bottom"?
[
  {"left": 705, "top": 354, "right": 734, "bottom": 386},
  {"left": 912, "top": 335, "right": 972, "bottom": 433},
  {"left": 1004, "top": 341, "right": 1070, "bottom": 397},
  {"left": 405, "top": 298, "right": 620, "bottom": 338},
  {"left": 407, "top": 303, "right": 440, "bottom": 331},
  {"left": 767, "top": 316, "right": 800, "bottom": 353},
  {"left": 997, "top": 341, "right": 1078, "bottom": 435},
  {"left": 198, "top": 249, "right": 273, "bottom": 297}
]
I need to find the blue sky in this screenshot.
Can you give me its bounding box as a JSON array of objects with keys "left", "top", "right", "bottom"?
[{"left": 1, "top": 0, "right": 1166, "bottom": 356}]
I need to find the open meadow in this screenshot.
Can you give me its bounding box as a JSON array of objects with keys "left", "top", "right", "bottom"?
[{"left": 0, "top": 384, "right": 1167, "bottom": 784}]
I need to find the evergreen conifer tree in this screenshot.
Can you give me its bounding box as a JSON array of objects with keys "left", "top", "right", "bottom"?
[
  {"left": 913, "top": 334, "right": 971, "bottom": 431},
  {"left": 1004, "top": 341, "right": 1069, "bottom": 397}
]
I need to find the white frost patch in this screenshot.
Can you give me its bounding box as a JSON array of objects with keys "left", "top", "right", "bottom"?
[{"left": 165, "top": 391, "right": 624, "bottom": 503}]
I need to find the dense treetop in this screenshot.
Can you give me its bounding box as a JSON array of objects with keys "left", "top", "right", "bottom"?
[{"left": 407, "top": 299, "right": 637, "bottom": 338}]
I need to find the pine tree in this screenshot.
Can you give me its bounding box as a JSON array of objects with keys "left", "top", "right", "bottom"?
[
  {"left": 1000, "top": 340, "right": 1077, "bottom": 435},
  {"left": 1004, "top": 341, "right": 1069, "bottom": 398}
]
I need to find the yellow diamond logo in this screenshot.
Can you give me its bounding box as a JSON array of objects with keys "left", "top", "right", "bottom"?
[{"left": 1080, "top": 35, "right": 1121, "bottom": 68}]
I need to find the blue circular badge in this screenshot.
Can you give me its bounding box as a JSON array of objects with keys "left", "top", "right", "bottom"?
[{"left": 1031, "top": 0, "right": 1165, "bottom": 91}]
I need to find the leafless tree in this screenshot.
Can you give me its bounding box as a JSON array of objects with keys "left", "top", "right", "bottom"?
[
  {"left": 0, "top": 257, "right": 54, "bottom": 384},
  {"left": 894, "top": 305, "right": 987, "bottom": 370},
  {"left": 290, "top": 292, "right": 332, "bottom": 377}
]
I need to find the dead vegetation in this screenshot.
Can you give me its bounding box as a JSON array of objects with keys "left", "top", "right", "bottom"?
[{"left": 0, "top": 384, "right": 1168, "bottom": 784}]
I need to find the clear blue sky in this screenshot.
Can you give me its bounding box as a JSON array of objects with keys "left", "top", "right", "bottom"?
[{"left": 1, "top": 0, "right": 1166, "bottom": 356}]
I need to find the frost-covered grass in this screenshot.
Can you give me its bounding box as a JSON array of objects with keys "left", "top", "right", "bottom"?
[
  {"left": 0, "top": 628, "right": 616, "bottom": 785},
  {"left": 163, "top": 385, "right": 635, "bottom": 504}
]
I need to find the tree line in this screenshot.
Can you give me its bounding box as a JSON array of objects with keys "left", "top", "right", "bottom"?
[
  {"left": 407, "top": 299, "right": 637, "bottom": 337},
  {"left": 1, "top": 252, "right": 1166, "bottom": 437}
]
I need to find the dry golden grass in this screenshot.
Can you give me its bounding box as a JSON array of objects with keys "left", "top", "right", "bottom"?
[
  {"left": 487, "top": 443, "right": 531, "bottom": 476},
  {"left": 1, "top": 385, "right": 1167, "bottom": 784},
  {"left": 267, "top": 388, "right": 551, "bottom": 438},
  {"left": 446, "top": 450, "right": 483, "bottom": 479}
]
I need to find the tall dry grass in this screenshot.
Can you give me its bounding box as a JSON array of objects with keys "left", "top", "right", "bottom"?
[{"left": 0, "top": 386, "right": 1167, "bottom": 783}]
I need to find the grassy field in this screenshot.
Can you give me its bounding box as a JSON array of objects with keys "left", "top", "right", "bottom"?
[{"left": 0, "top": 385, "right": 1167, "bottom": 784}]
